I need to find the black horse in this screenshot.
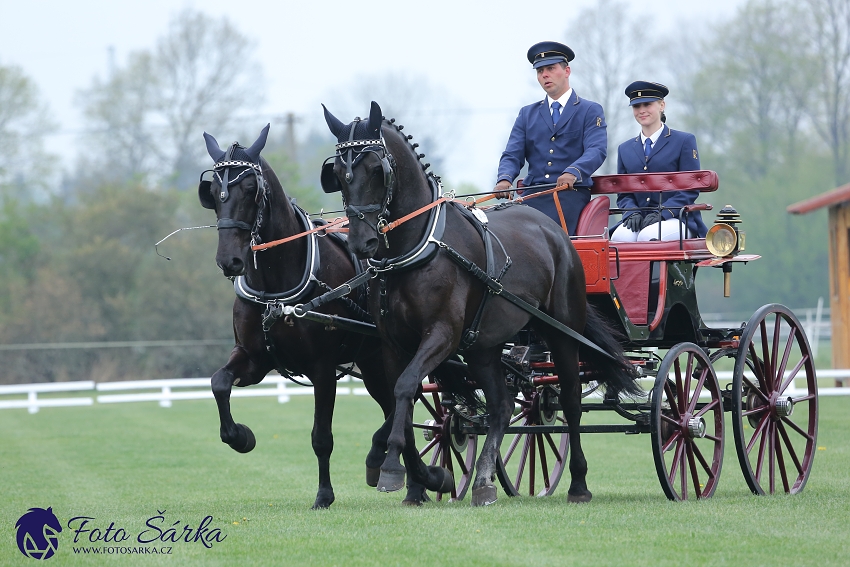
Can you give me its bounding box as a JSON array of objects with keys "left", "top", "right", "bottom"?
[
  {"left": 321, "top": 102, "right": 641, "bottom": 505},
  {"left": 199, "top": 125, "right": 430, "bottom": 509}
]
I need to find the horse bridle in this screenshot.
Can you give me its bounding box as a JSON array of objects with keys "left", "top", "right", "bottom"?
[
  {"left": 199, "top": 143, "right": 270, "bottom": 262},
  {"left": 323, "top": 119, "right": 396, "bottom": 247}
]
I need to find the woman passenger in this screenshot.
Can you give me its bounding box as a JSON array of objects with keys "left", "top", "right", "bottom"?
[{"left": 610, "top": 81, "right": 708, "bottom": 242}]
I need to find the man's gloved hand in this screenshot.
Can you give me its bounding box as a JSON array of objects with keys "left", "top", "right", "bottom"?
[
  {"left": 623, "top": 213, "right": 643, "bottom": 232},
  {"left": 493, "top": 180, "right": 513, "bottom": 200},
  {"left": 641, "top": 211, "right": 663, "bottom": 229}
]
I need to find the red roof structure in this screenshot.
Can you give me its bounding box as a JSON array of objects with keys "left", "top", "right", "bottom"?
[{"left": 787, "top": 183, "right": 850, "bottom": 214}]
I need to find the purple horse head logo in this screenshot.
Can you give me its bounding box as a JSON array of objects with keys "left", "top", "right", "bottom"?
[{"left": 15, "top": 507, "right": 62, "bottom": 560}]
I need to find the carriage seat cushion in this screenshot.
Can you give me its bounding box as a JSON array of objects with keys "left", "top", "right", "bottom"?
[
  {"left": 591, "top": 170, "right": 718, "bottom": 195},
  {"left": 574, "top": 196, "right": 610, "bottom": 236}
]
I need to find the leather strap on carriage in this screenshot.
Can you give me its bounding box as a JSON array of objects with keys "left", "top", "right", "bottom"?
[
  {"left": 291, "top": 269, "right": 374, "bottom": 317},
  {"left": 433, "top": 240, "right": 617, "bottom": 361}
]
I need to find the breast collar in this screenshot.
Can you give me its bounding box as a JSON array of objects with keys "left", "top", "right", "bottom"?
[
  {"left": 367, "top": 175, "right": 447, "bottom": 273},
  {"left": 233, "top": 203, "right": 321, "bottom": 305}
]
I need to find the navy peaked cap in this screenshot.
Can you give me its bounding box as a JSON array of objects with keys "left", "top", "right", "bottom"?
[
  {"left": 527, "top": 41, "right": 575, "bottom": 69},
  {"left": 626, "top": 81, "right": 669, "bottom": 106}
]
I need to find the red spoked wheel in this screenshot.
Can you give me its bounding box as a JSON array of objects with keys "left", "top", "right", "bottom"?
[
  {"left": 732, "top": 304, "right": 818, "bottom": 495},
  {"left": 497, "top": 385, "right": 569, "bottom": 497},
  {"left": 651, "top": 342, "right": 724, "bottom": 501},
  {"left": 413, "top": 380, "right": 477, "bottom": 502}
]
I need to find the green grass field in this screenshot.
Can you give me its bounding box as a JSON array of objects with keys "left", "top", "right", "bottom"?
[{"left": 1, "top": 394, "right": 848, "bottom": 566}]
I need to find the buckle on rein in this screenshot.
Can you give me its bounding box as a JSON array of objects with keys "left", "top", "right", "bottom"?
[{"left": 376, "top": 218, "right": 390, "bottom": 247}]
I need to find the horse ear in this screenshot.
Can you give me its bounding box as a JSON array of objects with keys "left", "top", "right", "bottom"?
[
  {"left": 368, "top": 101, "right": 382, "bottom": 138},
  {"left": 244, "top": 123, "right": 270, "bottom": 163},
  {"left": 203, "top": 132, "right": 226, "bottom": 162},
  {"left": 320, "top": 163, "right": 342, "bottom": 194},
  {"left": 322, "top": 104, "right": 346, "bottom": 138}
]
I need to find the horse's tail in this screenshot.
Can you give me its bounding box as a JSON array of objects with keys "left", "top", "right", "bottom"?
[{"left": 580, "top": 302, "right": 643, "bottom": 397}]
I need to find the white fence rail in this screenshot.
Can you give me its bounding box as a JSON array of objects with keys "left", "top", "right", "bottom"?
[{"left": 2, "top": 370, "right": 850, "bottom": 414}]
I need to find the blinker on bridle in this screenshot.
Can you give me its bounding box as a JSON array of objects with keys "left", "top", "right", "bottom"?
[{"left": 322, "top": 120, "right": 396, "bottom": 247}]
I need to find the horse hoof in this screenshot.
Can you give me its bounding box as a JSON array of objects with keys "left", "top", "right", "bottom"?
[
  {"left": 402, "top": 484, "right": 431, "bottom": 506},
  {"left": 311, "top": 498, "right": 334, "bottom": 510},
  {"left": 567, "top": 490, "right": 592, "bottom": 503},
  {"left": 438, "top": 468, "right": 455, "bottom": 494},
  {"left": 366, "top": 467, "right": 381, "bottom": 488},
  {"left": 471, "top": 485, "right": 497, "bottom": 506},
  {"left": 228, "top": 424, "right": 256, "bottom": 453},
  {"left": 377, "top": 469, "right": 405, "bottom": 493}
]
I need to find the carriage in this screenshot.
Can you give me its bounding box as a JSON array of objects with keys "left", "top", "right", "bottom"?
[
  {"left": 197, "top": 112, "right": 818, "bottom": 508},
  {"left": 411, "top": 169, "right": 818, "bottom": 502}
]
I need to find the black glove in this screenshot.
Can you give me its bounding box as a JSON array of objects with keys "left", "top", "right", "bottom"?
[
  {"left": 623, "top": 213, "right": 643, "bottom": 232},
  {"left": 640, "top": 211, "right": 663, "bottom": 229}
]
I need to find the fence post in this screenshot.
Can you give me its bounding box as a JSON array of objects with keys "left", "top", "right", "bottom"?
[
  {"left": 159, "top": 386, "right": 172, "bottom": 408},
  {"left": 28, "top": 391, "right": 38, "bottom": 414},
  {"left": 277, "top": 380, "right": 290, "bottom": 404}
]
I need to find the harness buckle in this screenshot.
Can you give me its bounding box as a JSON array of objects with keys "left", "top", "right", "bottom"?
[{"left": 376, "top": 218, "right": 390, "bottom": 248}]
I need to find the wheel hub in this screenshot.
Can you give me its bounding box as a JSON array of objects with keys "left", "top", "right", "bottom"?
[
  {"left": 422, "top": 419, "right": 437, "bottom": 442},
  {"left": 774, "top": 396, "right": 794, "bottom": 418},
  {"left": 686, "top": 416, "right": 707, "bottom": 439}
]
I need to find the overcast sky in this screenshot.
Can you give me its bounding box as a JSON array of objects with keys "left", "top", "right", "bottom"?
[{"left": 1, "top": 0, "right": 746, "bottom": 189}]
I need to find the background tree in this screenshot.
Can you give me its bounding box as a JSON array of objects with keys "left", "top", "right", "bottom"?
[
  {"left": 802, "top": 0, "right": 850, "bottom": 186},
  {"left": 568, "top": 0, "right": 645, "bottom": 174},
  {"left": 77, "top": 9, "right": 264, "bottom": 188},
  {"left": 0, "top": 62, "right": 56, "bottom": 195}
]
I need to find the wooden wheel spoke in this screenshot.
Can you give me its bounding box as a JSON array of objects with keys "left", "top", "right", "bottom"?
[
  {"left": 544, "top": 432, "right": 564, "bottom": 462},
  {"left": 742, "top": 406, "right": 768, "bottom": 418},
  {"left": 683, "top": 353, "right": 695, "bottom": 409},
  {"left": 749, "top": 342, "right": 772, "bottom": 395},
  {"left": 668, "top": 438, "right": 684, "bottom": 483},
  {"left": 775, "top": 430, "right": 790, "bottom": 493},
  {"left": 663, "top": 381, "right": 683, "bottom": 419},
  {"left": 779, "top": 356, "right": 808, "bottom": 394},
  {"left": 747, "top": 413, "right": 770, "bottom": 455},
  {"left": 687, "top": 369, "right": 708, "bottom": 414},
  {"left": 791, "top": 393, "right": 816, "bottom": 403},
  {"left": 662, "top": 429, "right": 683, "bottom": 453},
  {"left": 419, "top": 435, "right": 440, "bottom": 458},
  {"left": 694, "top": 398, "right": 719, "bottom": 418},
  {"left": 686, "top": 443, "right": 702, "bottom": 499},
  {"left": 777, "top": 421, "right": 806, "bottom": 473},
  {"left": 769, "top": 422, "right": 777, "bottom": 493},
  {"left": 418, "top": 396, "right": 440, "bottom": 420},
  {"left": 781, "top": 415, "right": 814, "bottom": 442},
  {"left": 675, "top": 358, "right": 686, "bottom": 411},
  {"left": 503, "top": 431, "right": 522, "bottom": 463},
  {"left": 450, "top": 443, "right": 472, "bottom": 475},
  {"left": 528, "top": 435, "right": 537, "bottom": 495},
  {"left": 509, "top": 411, "right": 527, "bottom": 426},
  {"left": 770, "top": 315, "right": 783, "bottom": 390},
  {"left": 754, "top": 421, "right": 769, "bottom": 482},
  {"left": 661, "top": 413, "right": 680, "bottom": 427},
  {"left": 514, "top": 436, "right": 531, "bottom": 490},
  {"left": 691, "top": 442, "right": 716, "bottom": 479},
  {"left": 537, "top": 434, "right": 551, "bottom": 490},
  {"left": 742, "top": 375, "right": 771, "bottom": 404},
  {"left": 704, "top": 433, "right": 721, "bottom": 443}
]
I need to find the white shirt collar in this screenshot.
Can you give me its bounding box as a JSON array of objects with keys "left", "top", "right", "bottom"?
[
  {"left": 547, "top": 89, "right": 573, "bottom": 114},
  {"left": 640, "top": 123, "right": 665, "bottom": 146}
]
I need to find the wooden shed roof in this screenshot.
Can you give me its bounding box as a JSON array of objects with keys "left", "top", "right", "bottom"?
[{"left": 787, "top": 183, "right": 850, "bottom": 214}]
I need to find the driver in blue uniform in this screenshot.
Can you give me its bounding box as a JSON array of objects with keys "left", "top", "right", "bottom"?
[{"left": 494, "top": 41, "right": 608, "bottom": 235}]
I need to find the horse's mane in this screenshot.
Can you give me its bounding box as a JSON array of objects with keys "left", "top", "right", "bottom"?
[{"left": 381, "top": 116, "right": 435, "bottom": 177}]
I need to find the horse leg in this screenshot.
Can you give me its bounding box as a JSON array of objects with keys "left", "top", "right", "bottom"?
[
  {"left": 378, "top": 336, "right": 456, "bottom": 496},
  {"left": 353, "top": 354, "right": 395, "bottom": 487},
  {"left": 465, "top": 347, "right": 514, "bottom": 506},
  {"left": 211, "top": 345, "right": 269, "bottom": 453},
  {"left": 310, "top": 365, "right": 337, "bottom": 509},
  {"left": 546, "top": 334, "right": 592, "bottom": 503}
]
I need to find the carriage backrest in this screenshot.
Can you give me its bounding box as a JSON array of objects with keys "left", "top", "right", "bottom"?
[{"left": 589, "top": 170, "right": 718, "bottom": 196}]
